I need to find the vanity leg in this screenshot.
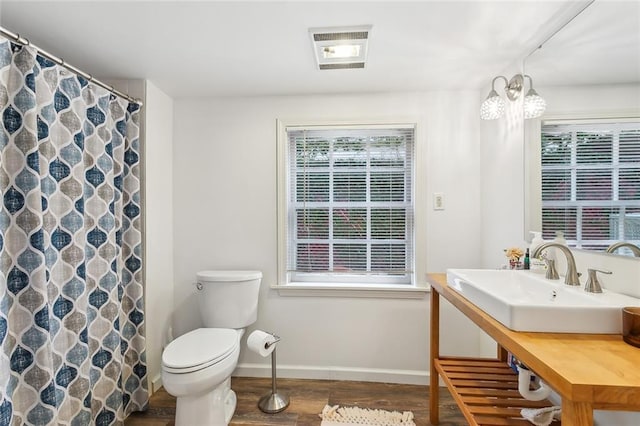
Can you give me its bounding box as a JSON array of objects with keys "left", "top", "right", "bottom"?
[
  {"left": 497, "top": 345, "right": 508, "bottom": 362},
  {"left": 562, "top": 400, "right": 593, "bottom": 426},
  {"left": 430, "top": 290, "right": 440, "bottom": 424}
]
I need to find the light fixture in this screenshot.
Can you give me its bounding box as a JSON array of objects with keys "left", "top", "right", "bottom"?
[
  {"left": 480, "top": 74, "right": 546, "bottom": 120},
  {"left": 480, "top": 87, "right": 506, "bottom": 120},
  {"left": 523, "top": 75, "right": 547, "bottom": 119},
  {"left": 310, "top": 26, "right": 371, "bottom": 70},
  {"left": 323, "top": 44, "right": 361, "bottom": 59}
]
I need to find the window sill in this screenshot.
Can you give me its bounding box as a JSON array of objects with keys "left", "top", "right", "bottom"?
[{"left": 271, "top": 283, "right": 430, "bottom": 299}]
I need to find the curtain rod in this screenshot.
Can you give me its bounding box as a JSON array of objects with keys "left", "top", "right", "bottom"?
[{"left": 0, "top": 26, "right": 143, "bottom": 106}]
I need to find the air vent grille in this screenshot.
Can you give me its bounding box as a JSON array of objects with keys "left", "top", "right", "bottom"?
[
  {"left": 319, "top": 63, "right": 365, "bottom": 70},
  {"left": 313, "top": 31, "right": 369, "bottom": 42}
]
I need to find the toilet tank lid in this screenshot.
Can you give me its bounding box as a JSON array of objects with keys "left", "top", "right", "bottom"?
[{"left": 197, "top": 270, "right": 262, "bottom": 282}]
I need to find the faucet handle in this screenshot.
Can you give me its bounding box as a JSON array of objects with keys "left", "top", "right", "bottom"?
[
  {"left": 584, "top": 268, "right": 612, "bottom": 293},
  {"left": 543, "top": 258, "right": 560, "bottom": 280}
]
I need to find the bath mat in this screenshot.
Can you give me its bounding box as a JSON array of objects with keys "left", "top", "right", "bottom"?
[{"left": 319, "top": 404, "right": 416, "bottom": 426}]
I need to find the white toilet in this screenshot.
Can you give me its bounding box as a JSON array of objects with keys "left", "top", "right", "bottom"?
[{"left": 161, "top": 270, "right": 262, "bottom": 426}]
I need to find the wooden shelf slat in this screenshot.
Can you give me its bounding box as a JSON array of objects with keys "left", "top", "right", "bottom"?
[
  {"left": 441, "top": 366, "right": 517, "bottom": 375},
  {"left": 456, "top": 388, "right": 524, "bottom": 398},
  {"left": 446, "top": 372, "right": 519, "bottom": 381},
  {"left": 467, "top": 406, "right": 525, "bottom": 416},
  {"left": 450, "top": 379, "right": 519, "bottom": 390},
  {"left": 462, "top": 396, "right": 553, "bottom": 408},
  {"left": 435, "top": 357, "right": 560, "bottom": 426},
  {"left": 474, "top": 416, "right": 534, "bottom": 426}
]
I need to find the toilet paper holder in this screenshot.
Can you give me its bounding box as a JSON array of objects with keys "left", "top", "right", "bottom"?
[
  {"left": 258, "top": 332, "right": 289, "bottom": 414},
  {"left": 264, "top": 334, "right": 280, "bottom": 348}
]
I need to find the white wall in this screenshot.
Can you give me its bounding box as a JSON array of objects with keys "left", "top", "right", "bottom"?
[
  {"left": 141, "top": 81, "right": 174, "bottom": 393},
  {"left": 540, "top": 83, "right": 640, "bottom": 117},
  {"left": 171, "top": 91, "right": 486, "bottom": 383}
]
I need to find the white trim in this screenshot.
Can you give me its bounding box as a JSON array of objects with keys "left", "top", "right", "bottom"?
[
  {"left": 276, "top": 119, "right": 288, "bottom": 288},
  {"left": 271, "top": 282, "right": 429, "bottom": 298},
  {"left": 233, "top": 363, "right": 429, "bottom": 386},
  {"left": 151, "top": 374, "right": 163, "bottom": 394},
  {"left": 286, "top": 123, "right": 416, "bottom": 131},
  {"left": 540, "top": 112, "right": 640, "bottom": 124}
]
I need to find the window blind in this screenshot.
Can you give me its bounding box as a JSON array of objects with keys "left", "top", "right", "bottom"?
[
  {"left": 540, "top": 121, "right": 640, "bottom": 250},
  {"left": 286, "top": 126, "right": 415, "bottom": 284}
]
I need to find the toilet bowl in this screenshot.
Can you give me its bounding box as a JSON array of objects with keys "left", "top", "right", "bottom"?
[
  {"left": 161, "top": 270, "right": 262, "bottom": 426},
  {"left": 162, "top": 328, "right": 243, "bottom": 425}
]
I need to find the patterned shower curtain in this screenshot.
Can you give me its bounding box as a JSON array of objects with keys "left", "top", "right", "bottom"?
[{"left": 0, "top": 36, "right": 147, "bottom": 425}]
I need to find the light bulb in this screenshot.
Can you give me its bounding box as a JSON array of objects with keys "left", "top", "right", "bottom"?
[
  {"left": 480, "top": 90, "right": 505, "bottom": 120},
  {"left": 524, "top": 88, "right": 546, "bottom": 119},
  {"left": 322, "top": 45, "right": 361, "bottom": 59}
]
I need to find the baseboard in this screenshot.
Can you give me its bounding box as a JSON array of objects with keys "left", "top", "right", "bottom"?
[
  {"left": 151, "top": 374, "right": 163, "bottom": 394},
  {"left": 234, "top": 363, "right": 429, "bottom": 386}
]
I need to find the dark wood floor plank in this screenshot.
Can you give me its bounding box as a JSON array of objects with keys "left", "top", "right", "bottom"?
[{"left": 125, "top": 376, "right": 468, "bottom": 425}]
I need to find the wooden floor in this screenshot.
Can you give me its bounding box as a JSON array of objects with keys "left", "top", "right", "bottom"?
[{"left": 125, "top": 377, "right": 467, "bottom": 425}]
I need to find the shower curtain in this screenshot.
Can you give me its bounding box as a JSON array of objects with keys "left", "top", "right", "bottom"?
[{"left": 0, "top": 36, "right": 147, "bottom": 424}]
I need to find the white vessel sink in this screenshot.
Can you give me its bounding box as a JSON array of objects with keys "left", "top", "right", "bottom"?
[{"left": 446, "top": 269, "right": 640, "bottom": 334}]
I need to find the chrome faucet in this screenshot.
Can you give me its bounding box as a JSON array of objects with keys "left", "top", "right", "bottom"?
[
  {"left": 532, "top": 242, "right": 581, "bottom": 286},
  {"left": 605, "top": 241, "right": 640, "bottom": 257}
]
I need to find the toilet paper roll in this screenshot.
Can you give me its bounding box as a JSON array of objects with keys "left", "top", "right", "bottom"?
[{"left": 247, "top": 330, "right": 278, "bottom": 357}]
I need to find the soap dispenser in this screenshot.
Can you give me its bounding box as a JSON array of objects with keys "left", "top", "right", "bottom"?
[
  {"left": 554, "top": 230, "right": 567, "bottom": 246},
  {"left": 529, "top": 231, "right": 545, "bottom": 273},
  {"left": 529, "top": 231, "right": 543, "bottom": 253}
]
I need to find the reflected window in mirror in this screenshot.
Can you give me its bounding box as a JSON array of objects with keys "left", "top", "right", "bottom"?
[{"left": 535, "top": 119, "right": 640, "bottom": 254}]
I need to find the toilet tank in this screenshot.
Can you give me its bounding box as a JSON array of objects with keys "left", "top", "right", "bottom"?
[{"left": 196, "top": 270, "right": 262, "bottom": 328}]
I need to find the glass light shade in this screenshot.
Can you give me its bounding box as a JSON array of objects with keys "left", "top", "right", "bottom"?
[
  {"left": 322, "top": 45, "right": 361, "bottom": 59},
  {"left": 524, "top": 89, "right": 546, "bottom": 119},
  {"left": 480, "top": 90, "right": 505, "bottom": 120}
]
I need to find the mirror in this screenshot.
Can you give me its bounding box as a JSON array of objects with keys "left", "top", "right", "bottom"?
[{"left": 524, "top": 0, "right": 640, "bottom": 257}]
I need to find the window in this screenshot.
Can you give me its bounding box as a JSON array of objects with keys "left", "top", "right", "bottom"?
[
  {"left": 540, "top": 120, "right": 640, "bottom": 250},
  {"left": 277, "top": 122, "right": 418, "bottom": 291}
]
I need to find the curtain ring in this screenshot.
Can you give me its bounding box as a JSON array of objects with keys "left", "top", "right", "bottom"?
[
  {"left": 11, "top": 35, "right": 24, "bottom": 52},
  {"left": 11, "top": 34, "right": 29, "bottom": 46}
]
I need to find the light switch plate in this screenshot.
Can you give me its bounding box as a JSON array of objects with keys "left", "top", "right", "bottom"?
[{"left": 433, "top": 192, "right": 444, "bottom": 210}]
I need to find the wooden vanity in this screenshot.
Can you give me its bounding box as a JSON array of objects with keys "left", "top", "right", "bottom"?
[{"left": 428, "top": 273, "right": 640, "bottom": 426}]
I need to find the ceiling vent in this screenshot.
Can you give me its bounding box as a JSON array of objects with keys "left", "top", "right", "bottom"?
[{"left": 309, "top": 26, "right": 371, "bottom": 70}]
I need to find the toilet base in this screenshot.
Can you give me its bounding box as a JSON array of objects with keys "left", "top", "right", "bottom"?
[{"left": 175, "top": 377, "right": 237, "bottom": 426}]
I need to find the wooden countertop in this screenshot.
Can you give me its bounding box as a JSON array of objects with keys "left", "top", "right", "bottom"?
[{"left": 428, "top": 273, "right": 640, "bottom": 410}]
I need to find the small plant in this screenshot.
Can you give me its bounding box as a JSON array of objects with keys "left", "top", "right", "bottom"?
[{"left": 504, "top": 247, "right": 524, "bottom": 269}]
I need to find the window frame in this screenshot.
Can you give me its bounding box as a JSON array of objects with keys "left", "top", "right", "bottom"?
[{"left": 275, "top": 119, "right": 428, "bottom": 298}]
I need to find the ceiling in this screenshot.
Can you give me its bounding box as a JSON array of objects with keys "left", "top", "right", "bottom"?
[
  {"left": 525, "top": 0, "right": 640, "bottom": 87},
  {"left": 0, "top": 1, "right": 624, "bottom": 99}
]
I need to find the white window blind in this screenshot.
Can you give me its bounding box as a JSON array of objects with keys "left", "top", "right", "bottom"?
[
  {"left": 540, "top": 120, "right": 640, "bottom": 251},
  {"left": 285, "top": 125, "right": 415, "bottom": 285}
]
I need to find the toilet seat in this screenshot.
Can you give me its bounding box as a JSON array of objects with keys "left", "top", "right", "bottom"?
[{"left": 162, "top": 328, "right": 239, "bottom": 374}]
